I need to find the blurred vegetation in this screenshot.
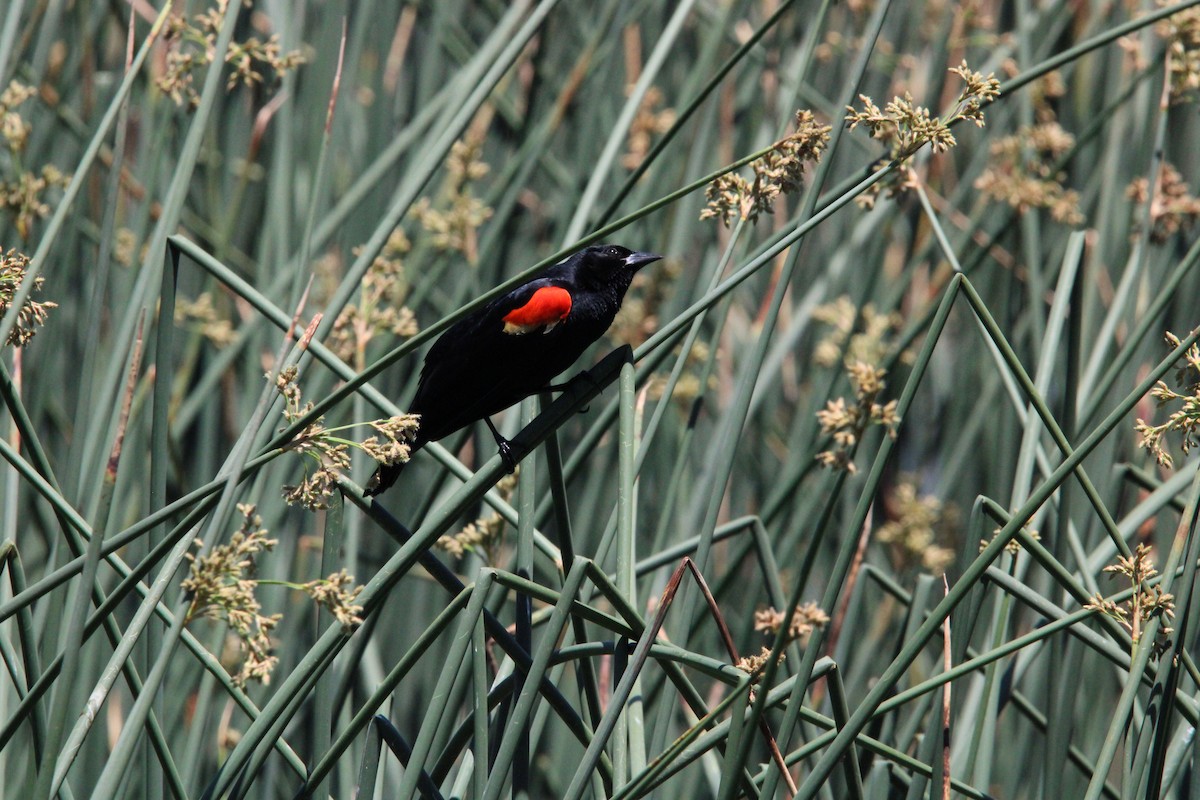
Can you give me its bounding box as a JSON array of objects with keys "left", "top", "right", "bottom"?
[{"left": 3, "top": 0, "right": 1200, "bottom": 797}]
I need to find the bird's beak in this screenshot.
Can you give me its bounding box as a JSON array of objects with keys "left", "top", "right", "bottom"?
[{"left": 624, "top": 251, "right": 662, "bottom": 271}]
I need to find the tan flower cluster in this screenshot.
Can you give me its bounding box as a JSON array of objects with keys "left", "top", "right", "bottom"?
[
  {"left": 1, "top": 165, "right": 70, "bottom": 242},
  {"left": 436, "top": 471, "right": 519, "bottom": 563},
  {"left": 447, "top": 135, "right": 490, "bottom": 186},
  {"left": 176, "top": 292, "right": 236, "bottom": 347},
  {"left": 183, "top": 504, "right": 282, "bottom": 686},
  {"left": 846, "top": 95, "right": 946, "bottom": 153},
  {"left": 276, "top": 366, "right": 419, "bottom": 510},
  {"left": 0, "top": 80, "right": 35, "bottom": 152},
  {"left": 734, "top": 646, "right": 784, "bottom": 679},
  {"left": 413, "top": 132, "right": 492, "bottom": 263},
  {"left": 114, "top": 228, "right": 141, "bottom": 267},
  {"left": 413, "top": 192, "right": 492, "bottom": 261},
  {"left": 1135, "top": 330, "right": 1200, "bottom": 468},
  {"left": 623, "top": 86, "right": 676, "bottom": 170},
  {"left": 1158, "top": 3, "right": 1200, "bottom": 103},
  {"left": 1085, "top": 543, "right": 1175, "bottom": 649},
  {"left": 947, "top": 1, "right": 999, "bottom": 51},
  {"left": 815, "top": 31, "right": 896, "bottom": 65},
  {"left": 0, "top": 80, "right": 70, "bottom": 240},
  {"left": 979, "top": 524, "right": 1040, "bottom": 556},
  {"left": 1030, "top": 71, "right": 1067, "bottom": 121},
  {"left": 753, "top": 602, "right": 830, "bottom": 646},
  {"left": 328, "top": 229, "right": 419, "bottom": 363},
  {"left": 183, "top": 505, "right": 368, "bottom": 685},
  {"left": 815, "top": 361, "right": 899, "bottom": 473},
  {"left": 812, "top": 296, "right": 858, "bottom": 366},
  {"left": 1127, "top": 163, "right": 1200, "bottom": 244},
  {"left": 811, "top": 295, "right": 903, "bottom": 369},
  {"left": 878, "top": 479, "right": 956, "bottom": 574},
  {"left": 975, "top": 122, "right": 1083, "bottom": 225},
  {"left": 646, "top": 340, "right": 716, "bottom": 404},
  {"left": 277, "top": 366, "right": 348, "bottom": 511},
  {"left": 157, "top": 1, "right": 305, "bottom": 109},
  {"left": 303, "top": 568, "right": 364, "bottom": 630},
  {"left": 946, "top": 61, "right": 1002, "bottom": 125},
  {"left": 360, "top": 414, "right": 421, "bottom": 468},
  {"left": 846, "top": 61, "right": 1000, "bottom": 208},
  {"left": 0, "top": 248, "right": 56, "bottom": 347},
  {"left": 702, "top": 110, "right": 832, "bottom": 226}
]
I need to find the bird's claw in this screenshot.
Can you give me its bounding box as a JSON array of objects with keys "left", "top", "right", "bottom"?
[
  {"left": 497, "top": 439, "right": 518, "bottom": 473},
  {"left": 574, "top": 369, "right": 602, "bottom": 414}
]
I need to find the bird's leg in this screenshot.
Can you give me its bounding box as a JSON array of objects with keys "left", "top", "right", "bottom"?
[{"left": 484, "top": 417, "right": 518, "bottom": 473}]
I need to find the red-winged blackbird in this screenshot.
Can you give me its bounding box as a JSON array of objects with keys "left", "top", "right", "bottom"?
[{"left": 365, "top": 244, "right": 661, "bottom": 495}]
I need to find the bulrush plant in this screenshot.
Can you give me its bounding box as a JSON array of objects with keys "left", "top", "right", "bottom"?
[{"left": 8, "top": 2, "right": 1200, "bottom": 798}]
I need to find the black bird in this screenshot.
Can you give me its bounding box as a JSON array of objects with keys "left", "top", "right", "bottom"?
[{"left": 365, "top": 244, "right": 661, "bottom": 495}]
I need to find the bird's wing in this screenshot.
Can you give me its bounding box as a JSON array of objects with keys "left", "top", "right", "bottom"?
[
  {"left": 409, "top": 278, "right": 570, "bottom": 426},
  {"left": 419, "top": 278, "right": 566, "bottom": 376}
]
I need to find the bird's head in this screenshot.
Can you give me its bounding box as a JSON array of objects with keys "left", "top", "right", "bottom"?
[{"left": 571, "top": 244, "right": 661, "bottom": 291}]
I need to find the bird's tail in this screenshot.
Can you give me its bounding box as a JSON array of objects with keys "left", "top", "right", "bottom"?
[
  {"left": 364, "top": 437, "right": 426, "bottom": 497},
  {"left": 364, "top": 461, "right": 405, "bottom": 496},
  {"left": 363, "top": 414, "right": 430, "bottom": 496}
]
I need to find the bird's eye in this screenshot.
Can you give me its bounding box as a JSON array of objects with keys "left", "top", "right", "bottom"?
[{"left": 607, "top": 246, "right": 622, "bottom": 257}]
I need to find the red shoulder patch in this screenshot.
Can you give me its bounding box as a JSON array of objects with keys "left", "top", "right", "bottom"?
[{"left": 502, "top": 286, "right": 572, "bottom": 334}]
